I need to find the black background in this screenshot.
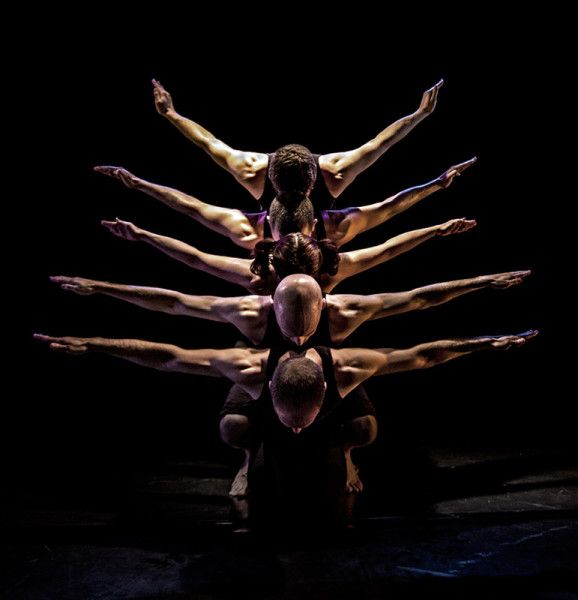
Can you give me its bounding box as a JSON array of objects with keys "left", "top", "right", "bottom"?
[{"left": 10, "top": 20, "right": 561, "bottom": 507}]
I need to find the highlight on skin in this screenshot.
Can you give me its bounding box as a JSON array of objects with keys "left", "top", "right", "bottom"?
[{"left": 273, "top": 274, "right": 325, "bottom": 346}]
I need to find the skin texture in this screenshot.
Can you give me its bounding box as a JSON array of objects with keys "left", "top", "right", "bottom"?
[
  {"left": 93, "top": 157, "right": 476, "bottom": 250},
  {"left": 34, "top": 328, "right": 537, "bottom": 497},
  {"left": 152, "top": 78, "right": 444, "bottom": 200},
  {"left": 50, "top": 270, "right": 532, "bottom": 347},
  {"left": 99, "top": 217, "right": 477, "bottom": 295},
  {"left": 34, "top": 330, "right": 538, "bottom": 415}
]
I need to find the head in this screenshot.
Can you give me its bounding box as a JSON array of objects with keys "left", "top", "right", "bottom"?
[
  {"left": 273, "top": 274, "right": 325, "bottom": 346},
  {"left": 268, "top": 144, "right": 317, "bottom": 199},
  {"left": 250, "top": 233, "right": 340, "bottom": 283},
  {"left": 269, "top": 355, "right": 326, "bottom": 433},
  {"left": 268, "top": 196, "right": 316, "bottom": 239}
]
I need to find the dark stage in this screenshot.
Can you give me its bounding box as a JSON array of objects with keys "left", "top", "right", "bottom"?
[{"left": 7, "top": 27, "right": 571, "bottom": 599}]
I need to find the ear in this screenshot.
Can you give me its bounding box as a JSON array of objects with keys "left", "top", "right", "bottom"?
[
  {"left": 323, "top": 381, "right": 327, "bottom": 392},
  {"left": 321, "top": 296, "right": 327, "bottom": 310},
  {"left": 312, "top": 217, "right": 318, "bottom": 232},
  {"left": 268, "top": 380, "right": 272, "bottom": 390},
  {"left": 266, "top": 214, "right": 270, "bottom": 223}
]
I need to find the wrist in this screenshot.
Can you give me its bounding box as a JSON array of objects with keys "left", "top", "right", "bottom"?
[{"left": 164, "top": 108, "right": 178, "bottom": 121}]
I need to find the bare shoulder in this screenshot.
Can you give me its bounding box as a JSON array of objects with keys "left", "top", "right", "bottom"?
[
  {"left": 318, "top": 152, "right": 345, "bottom": 176},
  {"left": 228, "top": 151, "right": 269, "bottom": 181},
  {"left": 214, "top": 347, "right": 268, "bottom": 382},
  {"left": 215, "top": 294, "right": 271, "bottom": 318}
]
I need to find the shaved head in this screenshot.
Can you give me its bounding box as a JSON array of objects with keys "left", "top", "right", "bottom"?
[{"left": 273, "top": 275, "right": 325, "bottom": 346}]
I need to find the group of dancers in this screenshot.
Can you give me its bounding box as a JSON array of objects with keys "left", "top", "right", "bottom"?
[{"left": 36, "top": 79, "right": 536, "bottom": 529}]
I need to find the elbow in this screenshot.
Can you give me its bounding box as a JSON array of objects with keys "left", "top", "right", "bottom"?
[
  {"left": 414, "top": 354, "right": 432, "bottom": 369},
  {"left": 409, "top": 296, "right": 429, "bottom": 311},
  {"left": 169, "top": 294, "right": 188, "bottom": 315}
]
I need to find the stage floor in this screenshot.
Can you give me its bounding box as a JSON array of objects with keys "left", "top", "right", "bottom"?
[{"left": 2, "top": 447, "right": 577, "bottom": 599}]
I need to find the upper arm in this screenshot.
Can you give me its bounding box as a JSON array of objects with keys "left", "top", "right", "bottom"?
[
  {"left": 322, "top": 208, "right": 365, "bottom": 247},
  {"left": 174, "top": 294, "right": 245, "bottom": 322},
  {"left": 166, "top": 347, "right": 266, "bottom": 383},
  {"left": 209, "top": 143, "right": 268, "bottom": 199},
  {"left": 334, "top": 347, "right": 426, "bottom": 393},
  {"left": 319, "top": 143, "right": 379, "bottom": 197}
]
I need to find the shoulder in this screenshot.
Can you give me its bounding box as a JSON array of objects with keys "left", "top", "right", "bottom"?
[{"left": 229, "top": 151, "right": 269, "bottom": 178}]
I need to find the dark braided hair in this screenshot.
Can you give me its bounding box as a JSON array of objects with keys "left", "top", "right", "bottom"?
[{"left": 268, "top": 196, "right": 315, "bottom": 237}]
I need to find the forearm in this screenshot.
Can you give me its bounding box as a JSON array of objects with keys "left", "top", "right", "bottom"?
[
  {"left": 94, "top": 281, "right": 222, "bottom": 318},
  {"left": 80, "top": 337, "right": 185, "bottom": 371},
  {"left": 413, "top": 337, "right": 497, "bottom": 368},
  {"left": 373, "top": 336, "right": 496, "bottom": 375},
  {"left": 341, "top": 225, "right": 439, "bottom": 277},
  {"left": 341, "top": 178, "right": 443, "bottom": 242},
  {"left": 141, "top": 230, "right": 252, "bottom": 290},
  {"left": 139, "top": 229, "right": 203, "bottom": 269},
  {"left": 396, "top": 276, "right": 490, "bottom": 314},
  {"left": 164, "top": 110, "right": 220, "bottom": 152},
  {"left": 132, "top": 178, "right": 207, "bottom": 219},
  {"left": 373, "top": 178, "right": 443, "bottom": 221},
  {"left": 372, "top": 109, "right": 426, "bottom": 152}
]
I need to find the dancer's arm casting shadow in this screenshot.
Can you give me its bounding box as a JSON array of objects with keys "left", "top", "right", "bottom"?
[
  {"left": 33, "top": 331, "right": 538, "bottom": 403},
  {"left": 93, "top": 157, "right": 475, "bottom": 250},
  {"left": 50, "top": 270, "right": 530, "bottom": 348},
  {"left": 327, "top": 270, "right": 531, "bottom": 343},
  {"left": 152, "top": 78, "right": 443, "bottom": 201},
  {"left": 100, "top": 218, "right": 476, "bottom": 294},
  {"left": 49, "top": 276, "right": 273, "bottom": 346},
  {"left": 332, "top": 331, "right": 539, "bottom": 398}
]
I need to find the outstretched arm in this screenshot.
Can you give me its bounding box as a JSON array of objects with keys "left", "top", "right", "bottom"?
[
  {"left": 329, "top": 271, "right": 531, "bottom": 341},
  {"left": 323, "top": 157, "right": 476, "bottom": 247},
  {"left": 50, "top": 275, "right": 236, "bottom": 320},
  {"left": 333, "top": 330, "right": 538, "bottom": 396},
  {"left": 319, "top": 80, "right": 443, "bottom": 197},
  {"left": 101, "top": 218, "right": 256, "bottom": 292},
  {"left": 94, "top": 166, "right": 263, "bottom": 249},
  {"left": 152, "top": 79, "right": 268, "bottom": 200},
  {"left": 33, "top": 334, "right": 239, "bottom": 376},
  {"left": 328, "top": 218, "right": 476, "bottom": 290}
]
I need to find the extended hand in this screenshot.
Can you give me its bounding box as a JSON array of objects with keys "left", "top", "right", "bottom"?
[
  {"left": 152, "top": 79, "right": 175, "bottom": 116},
  {"left": 438, "top": 218, "right": 477, "bottom": 236},
  {"left": 488, "top": 330, "right": 539, "bottom": 350},
  {"left": 33, "top": 333, "right": 90, "bottom": 354},
  {"left": 101, "top": 218, "right": 142, "bottom": 241},
  {"left": 487, "top": 270, "right": 532, "bottom": 289},
  {"left": 50, "top": 275, "right": 99, "bottom": 295},
  {"left": 438, "top": 157, "right": 477, "bottom": 189},
  {"left": 94, "top": 165, "right": 140, "bottom": 189},
  {"left": 418, "top": 79, "right": 444, "bottom": 114}
]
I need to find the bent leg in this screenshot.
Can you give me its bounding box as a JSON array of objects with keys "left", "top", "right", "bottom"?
[{"left": 343, "top": 414, "right": 378, "bottom": 494}]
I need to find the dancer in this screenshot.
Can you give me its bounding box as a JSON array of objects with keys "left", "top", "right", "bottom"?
[
  {"left": 94, "top": 157, "right": 476, "bottom": 249},
  {"left": 152, "top": 79, "right": 444, "bottom": 205},
  {"left": 34, "top": 330, "right": 538, "bottom": 524},
  {"left": 100, "top": 219, "right": 477, "bottom": 294},
  {"left": 50, "top": 271, "right": 531, "bottom": 347}
]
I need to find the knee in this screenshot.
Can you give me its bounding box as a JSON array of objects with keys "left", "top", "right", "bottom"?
[
  {"left": 219, "top": 414, "right": 252, "bottom": 448},
  {"left": 345, "top": 415, "right": 378, "bottom": 448}
]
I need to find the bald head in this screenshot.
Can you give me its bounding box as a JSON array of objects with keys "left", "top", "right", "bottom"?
[{"left": 273, "top": 275, "right": 325, "bottom": 346}]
